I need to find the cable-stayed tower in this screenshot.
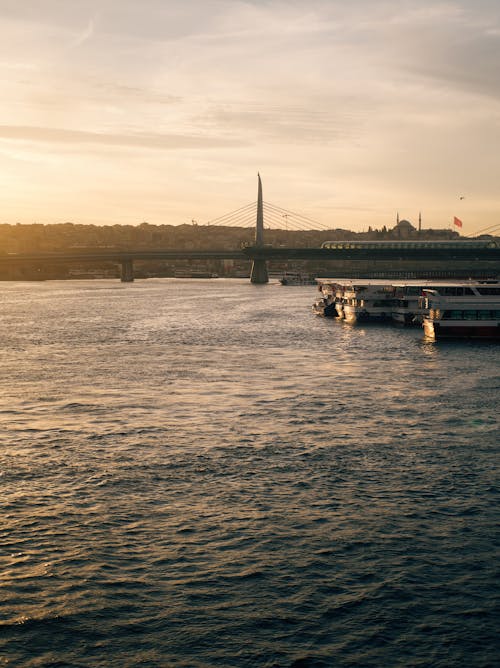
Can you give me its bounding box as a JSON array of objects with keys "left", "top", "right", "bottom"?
[{"left": 250, "top": 173, "right": 269, "bottom": 284}]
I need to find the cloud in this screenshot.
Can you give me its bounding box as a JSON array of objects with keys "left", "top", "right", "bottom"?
[
  {"left": 0, "top": 125, "right": 243, "bottom": 150},
  {"left": 69, "top": 18, "right": 95, "bottom": 48},
  {"left": 0, "top": 1, "right": 499, "bottom": 231}
]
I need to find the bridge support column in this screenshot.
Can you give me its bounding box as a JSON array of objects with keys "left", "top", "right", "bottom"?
[
  {"left": 120, "top": 258, "right": 134, "bottom": 282},
  {"left": 250, "top": 258, "right": 268, "bottom": 284},
  {"left": 250, "top": 174, "right": 269, "bottom": 284}
]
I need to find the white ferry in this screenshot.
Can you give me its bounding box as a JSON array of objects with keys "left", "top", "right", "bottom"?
[
  {"left": 422, "top": 284, "right": 500, "bottom": 339},
  {"left": 280, "top": 271, "right": 316, "bottom": 286},
  {"left": 340, "top": 280, "right": 394, "bottom": 322},
  {"left": 391, "top": 280, "right": 500, "bottom": 326},
  {"left": 314, "top": 279, "right": 354, "bottom": 318},
  {"left": 316, "top": 279, "right": 395, "bottom": 321}
]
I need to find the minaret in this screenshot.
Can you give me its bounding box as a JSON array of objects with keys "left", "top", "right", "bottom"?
[
  {"left": 396, "top": 211, "right": 400, "bottom": 225},
  {"left": 418, "top": 211, "right": 422, "bottom": 232},
  {"left": 250, "top": 173, "right": 269, "bottom": 284}
]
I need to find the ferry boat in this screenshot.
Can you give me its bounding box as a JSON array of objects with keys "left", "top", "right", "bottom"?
[
  {"left": 280, "top": 272, "right": 316, "bottom": 286},
  {"left": 314, "top": 279, "right": 352, "bottom": 318},
  {"left": 422, "top": 286, "right": 500, "bottom": 339},
  {"left": 391, "top": 280, "right": 500, "bottom": 326},
  {"left": 340, "top": 280, "right": 394, "bottom": 322},
  {"left": 315, "top": 279, "right": 395, "bottom": 321}
]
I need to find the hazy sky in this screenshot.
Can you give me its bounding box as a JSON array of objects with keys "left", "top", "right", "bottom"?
[{"left": 0, "top": 0, "right": 499, "bottom": 233}]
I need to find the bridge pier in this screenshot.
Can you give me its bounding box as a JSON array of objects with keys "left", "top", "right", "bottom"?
[
  {"left": 250, "top": 174, "right": 269, "bottom": 284},
  {"left": 120, "top": 258, "right": 134, "bottom": 282},
  {"left": 250, "top": 258, "right": 269, "bottom": 284}
]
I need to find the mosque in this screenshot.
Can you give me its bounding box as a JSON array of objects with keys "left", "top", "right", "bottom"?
[{"left": 373, "top": 213, "right": 459, "bottom": 240}]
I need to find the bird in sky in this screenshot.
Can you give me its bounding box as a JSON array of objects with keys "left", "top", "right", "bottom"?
[{"left": 459, "top": 196, "right": 465, "bottom": 200}]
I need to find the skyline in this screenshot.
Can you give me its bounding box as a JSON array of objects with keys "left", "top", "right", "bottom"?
[{"left": 0, "top": 1, "right": 499, "bottom": 234}]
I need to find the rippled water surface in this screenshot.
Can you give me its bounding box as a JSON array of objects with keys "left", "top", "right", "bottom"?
[{"left": 0, "top": 279, "right": 498, "bottom": 667}]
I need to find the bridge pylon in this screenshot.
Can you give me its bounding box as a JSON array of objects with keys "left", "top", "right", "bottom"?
[
  {"left": 120, "top": 257, "right": 134, "bottom": 282},
  {"left": 250, "top": 173, "right": 269, "bottom": 284}
]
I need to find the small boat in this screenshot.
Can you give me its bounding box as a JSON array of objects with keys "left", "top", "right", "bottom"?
[
  {"left": 280, "top": 272, "right": 316, "bottom": 286},
  {"left": 174, "top": 271, "right": 219, "bottom": 278},
  {"left": 422, "top": 287, "right": 500, "bottom": 339}
]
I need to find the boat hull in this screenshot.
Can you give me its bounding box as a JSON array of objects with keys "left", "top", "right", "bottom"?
[
  {"left": 424, "top": 320, "right": 500, "bottom": 339},
  {"left": 392, "top": 310, "right": 418, "bottom": 326},
  {"left": 312, "top": 300, "right": 339, "bottom": 317},
  {"left": 343, "top": 307, "right": 392, "bottom": 323}
]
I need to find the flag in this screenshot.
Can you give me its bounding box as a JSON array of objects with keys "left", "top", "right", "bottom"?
[{"left": 453, "top": 216, "right": 463, "bottom": 228}]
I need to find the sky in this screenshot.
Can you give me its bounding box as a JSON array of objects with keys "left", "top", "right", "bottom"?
[{"left": 0, "top": 0, "right": 499, "bottom": 234}]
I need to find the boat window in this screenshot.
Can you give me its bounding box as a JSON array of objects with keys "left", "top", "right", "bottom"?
[
  {"left": 441, "top": 286, "right": 475, "bottom": 296},
  {"left": 463, "top": 310, "right": 477, "bottom": 320},
  {"left": 478, "top": 310, "right": 493, "bottom": 320},
  {"left": 478, "top": 287, "right": 500, "bottom": 295}
]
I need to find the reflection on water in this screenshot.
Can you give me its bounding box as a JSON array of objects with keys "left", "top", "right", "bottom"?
[{"left": 0, "top": 279, "right": 498, "bottom": 667}]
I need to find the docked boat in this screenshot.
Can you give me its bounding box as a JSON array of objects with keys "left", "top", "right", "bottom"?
[
  {"left": 393, "top": 280, "right": 500, "bottom": 327},
  {"left": 280, "top": 272, "right": 316, "bottom": 286},
  {"left": 392, "top": 280, "right": 500, "bottom": 326},
  {"left": 340, "top": 280, "right": 394, "bottom": 322},
  {"left": 422, "top": 286, "right": 500, "bottom": 339},
  {"left": 174, "top": 270, "right": 219, "bottom": 278},
  {"left": 314, "top": 279, "right": 352, "bottom": 318},
  {"left": 315, "top": 278, "right": 395, "bottom": 321}
]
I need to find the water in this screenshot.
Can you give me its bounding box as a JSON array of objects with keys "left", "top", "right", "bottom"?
[{"left": 0, "top": 279, "right": 498, "bottom": 667}]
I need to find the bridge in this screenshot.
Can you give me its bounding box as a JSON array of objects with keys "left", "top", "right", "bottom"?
[
  {"left": 1, "top": 175, "right": 499, "bottom": 281},
  {"left": 0, "top": 249, "right": 247, "bottom": 282}
]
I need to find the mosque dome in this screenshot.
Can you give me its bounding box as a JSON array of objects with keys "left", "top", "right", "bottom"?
[{"left": 394, "top": 218, "right": 416, "bottom": 238}]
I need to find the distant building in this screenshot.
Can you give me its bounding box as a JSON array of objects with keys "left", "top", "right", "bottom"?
[
  {"left": 393, "top": 219, "right": 417, "bottom": 238},
  {"left": 383, "top": 214, "right": 459, "bottom": 240}
]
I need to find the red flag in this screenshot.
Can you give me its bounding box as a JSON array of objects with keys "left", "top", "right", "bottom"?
[{"left": 453, "top": 216, "right": 463, "bottom": 228}]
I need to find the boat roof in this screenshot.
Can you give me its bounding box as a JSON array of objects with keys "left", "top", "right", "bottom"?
[
  {"left": 391, "top": 279, "right": 500, "bottom": 287},
  {"left": 317, "top": 278, "right": 500, "bottom": 288},
  {"left": 316, "top": 278, "right": 393, "bottom": 286}
]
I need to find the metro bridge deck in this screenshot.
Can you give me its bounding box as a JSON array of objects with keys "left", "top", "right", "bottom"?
[{"left": 2, "top": 245, "right": 499, "bottom": 263}]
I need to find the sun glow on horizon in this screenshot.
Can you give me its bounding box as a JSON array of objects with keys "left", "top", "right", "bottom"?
[{"left": 0, "top": 1, "right": 499, "bottom": 235}]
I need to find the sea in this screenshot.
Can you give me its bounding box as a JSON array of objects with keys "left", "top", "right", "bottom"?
[{"left": 0, "top": 278, "right": 498, "bottom": 668}]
